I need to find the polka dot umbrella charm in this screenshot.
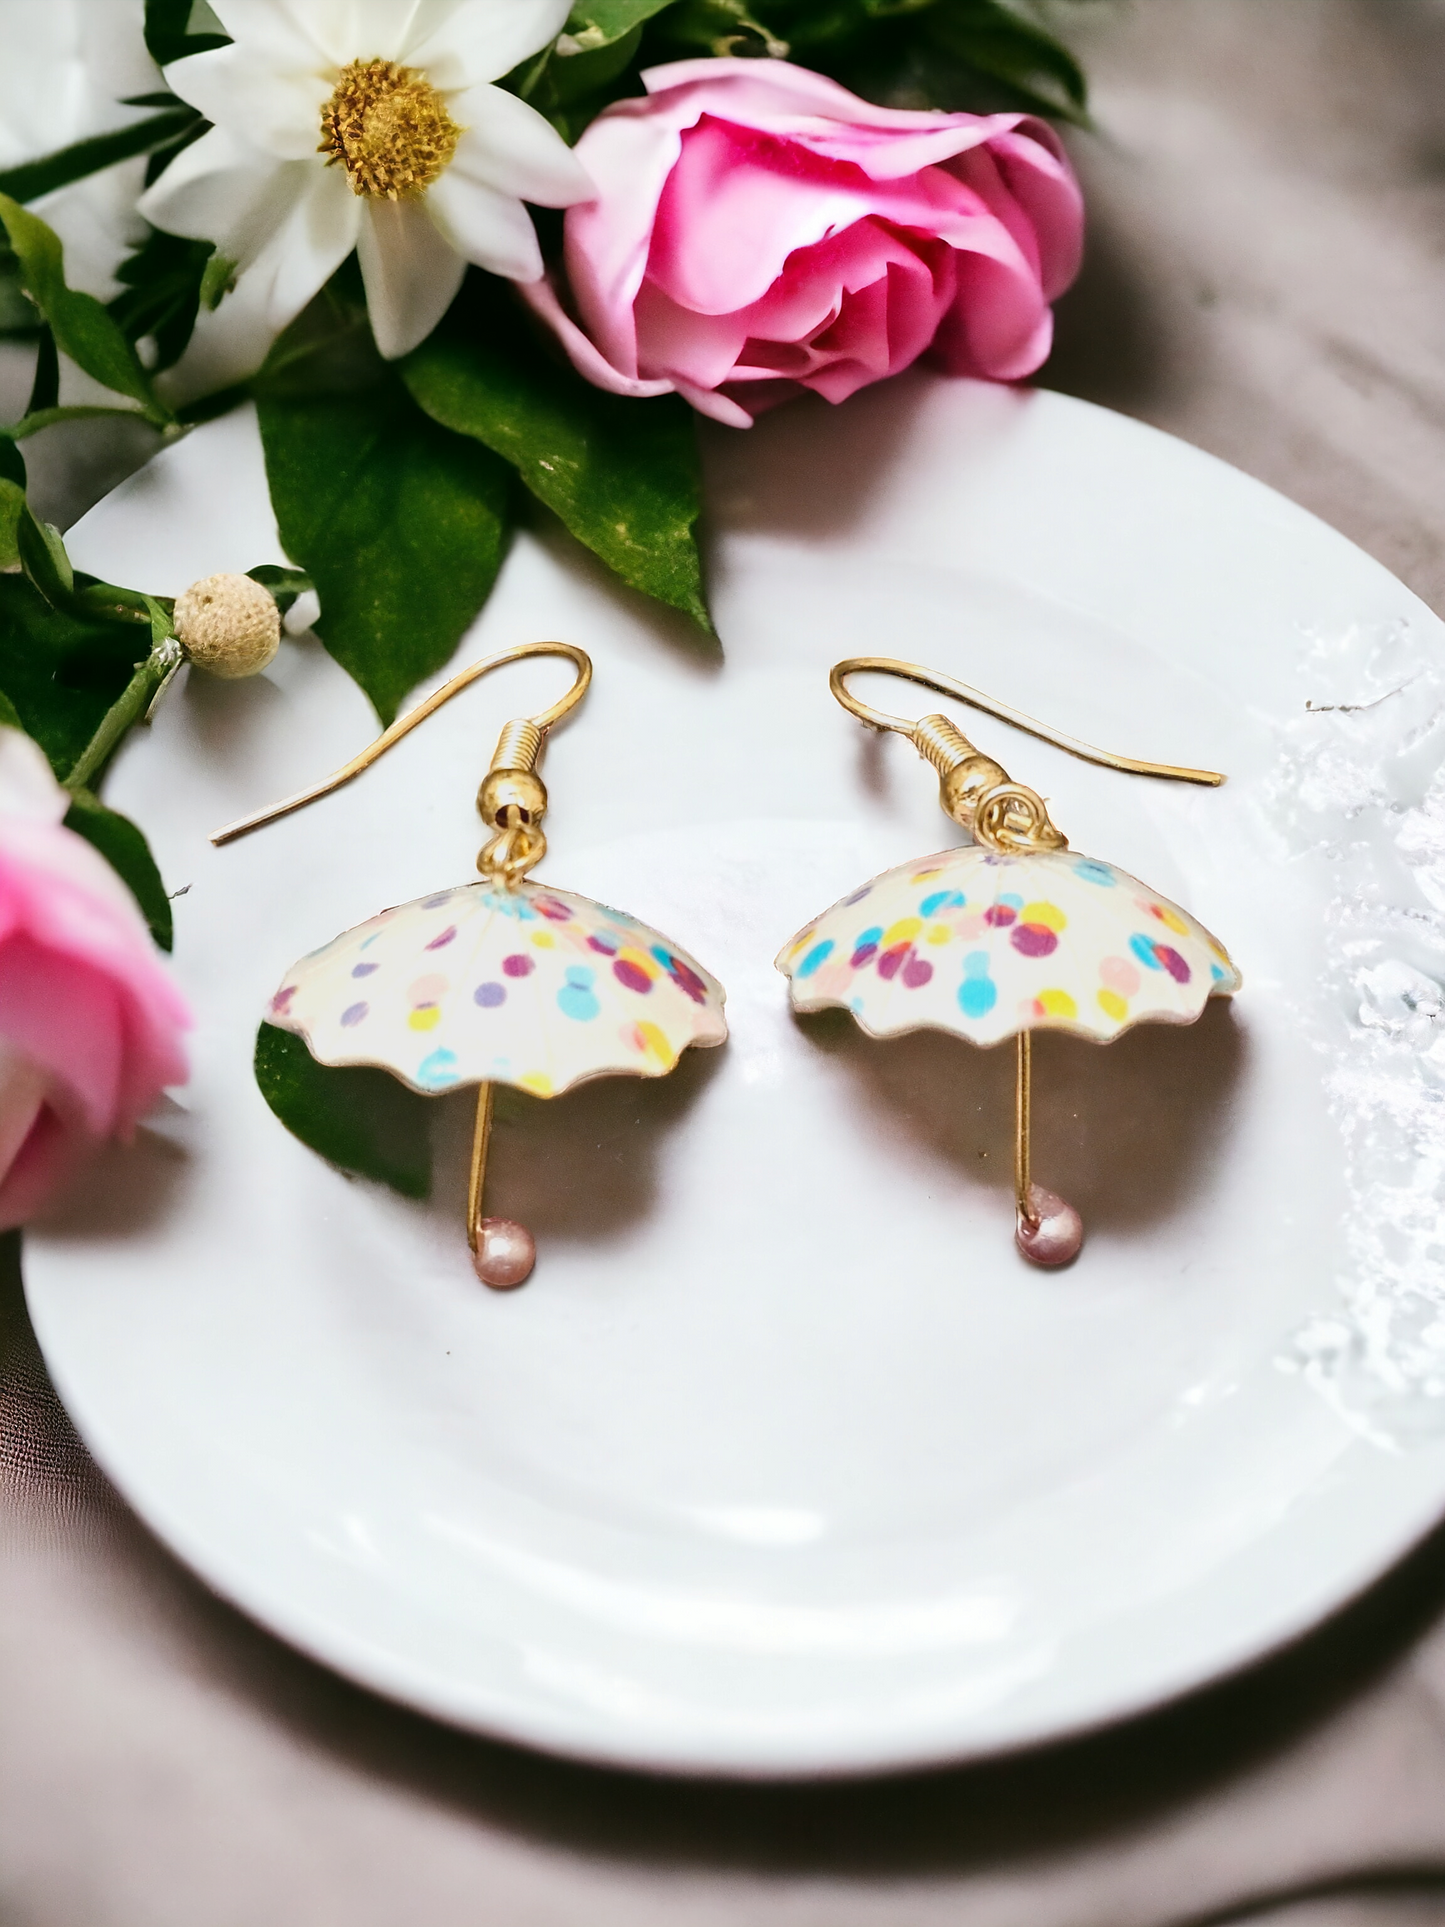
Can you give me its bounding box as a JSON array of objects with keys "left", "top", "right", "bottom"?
[
  {"left": 777, "top": 660, "right": 1240, "bottom": 1267},
  {"left": 215, "top": 644, "right": 726, "bottom": 1289}
]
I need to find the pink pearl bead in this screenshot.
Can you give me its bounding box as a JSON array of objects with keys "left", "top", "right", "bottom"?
[
  {"left": 1015, "top": 1185, "right": 1083, "bottom": 1268},
  {"left": 473, "top": 1218, "right": 536, "bottom": 1290}
]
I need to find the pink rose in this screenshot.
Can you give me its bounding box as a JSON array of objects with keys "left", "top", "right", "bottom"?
[
  {"left": 0, "top": 729, "right": 190, "bottom": 1227},
  {"left": 524, "top": 59, "right": 1083, "bottom": 426}
]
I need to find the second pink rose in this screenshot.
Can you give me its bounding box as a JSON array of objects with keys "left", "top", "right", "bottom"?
[{"left": 525, "top": 58, "right": 1085, "bottom": 426}]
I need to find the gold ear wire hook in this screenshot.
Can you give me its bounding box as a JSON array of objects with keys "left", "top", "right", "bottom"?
[
  {"left": 830, "top": 656, "right": 1224, "bottom": 856},
  {"left": 210, "top": 640, "right": 592, "bottom": 847},
  {"left": 829, "top": 657, "right": 1226, "bottom": 788}
]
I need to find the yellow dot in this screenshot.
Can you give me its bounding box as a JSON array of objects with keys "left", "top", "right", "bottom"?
[
  {"left": 1036, "top": 989, "right": 1077, "bottom": 1019},
  {"left": 619, "top": 946, "right": 660, "bottom": 979},
  {"left": 1022, "top": 900, "right": 1067, "bottom": 933},
  {"left": 408, "top": 1004, "right": 441, "bottom": 1031},
  {"left": 1097, "top": 988, "right": 1128, "bottom": 1022},
  {"left": 926, "top": 923, "right": 952, "bottom": 946},
  {"left": 882, "top": 917, "right": 923, "bottom": 947},
  {"left": 636, "top": 1021, "right": 677, "bottom": 1069},
  {"left": 1153, "top": 904, "right": 1189, "bottom": 936},
  {"left": 519, "top": 1071, "right": 553, "bottom": 1097},
  {"left": 530, "top": 929, "right": 555, "bottom": 948}
]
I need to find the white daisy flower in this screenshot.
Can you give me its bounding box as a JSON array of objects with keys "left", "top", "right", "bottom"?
[
  {"left": 140, "top": 0, "right": 592, "bottom": 385},
  {"left": 0, "top": 0, "right": 159, "bottom": 302}
]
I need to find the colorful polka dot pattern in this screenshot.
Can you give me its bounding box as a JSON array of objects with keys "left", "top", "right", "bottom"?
[
  {"left": 269, "top": 879, "right": 727, "bottom": 1098},
  {"left": 776, "top": 846, "right": 1239, "bottom": 1045}
]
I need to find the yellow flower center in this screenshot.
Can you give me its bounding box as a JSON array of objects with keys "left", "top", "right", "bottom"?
[{"left": 318, "top": 58, "right": 460, "bottom": 200}]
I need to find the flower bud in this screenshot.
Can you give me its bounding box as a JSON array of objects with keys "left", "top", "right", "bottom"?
[{"left": 174, "top": 573, "right": 281, "bottom": 679}]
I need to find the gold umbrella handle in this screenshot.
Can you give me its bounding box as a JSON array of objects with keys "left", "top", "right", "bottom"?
[
  {"left": 1013, "top": 1034, "right": 1084, "bottom": 1269},
  {"left": 467, "top": 1082, "right": 535, "bottom": 1291}
]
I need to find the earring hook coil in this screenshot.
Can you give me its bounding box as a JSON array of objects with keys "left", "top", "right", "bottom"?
[{"left": 210, "top": 640, "right": 591, "bottom": 847}]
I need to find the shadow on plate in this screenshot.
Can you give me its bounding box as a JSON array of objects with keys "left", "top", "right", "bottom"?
[
  {"left": 793, "top": 995, "right": 1246, "bottom": 1235},
  {"left": 427, "top": 1039, "right": 725, "bottom": 1248}
]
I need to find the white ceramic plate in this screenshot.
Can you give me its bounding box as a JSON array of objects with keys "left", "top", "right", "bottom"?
[{"left": 24, "top": 373, "right": 1445, "bottom": 1778}]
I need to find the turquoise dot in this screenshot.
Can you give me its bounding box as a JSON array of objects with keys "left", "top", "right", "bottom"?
[
  {"left": 558, "top": 964, "right": 600, "bottom": 1021},
  {"left": 1210, "top": 962, "right": 1225, "bottom": 981},
  {"left": 920, "top": 889, "right": 966, "bottom": 917},
  {"left": 959, "top": 975, "right": 997, "bottom": 1018},
  {"left": 798, "top": 939, "right": 835, "bottom": 978},
  {"left": 998, "top": 892, "right": 1024, "bottom": 910},
  {"left": 1073, "top": 859, "right": 1116, "bottom": 887},
  {"left": 962, "top": 950, "right": 991, "bottom": 978},
  {"left": 1130, "top": 932, "right": 1164, "bottom": 970},
  {"left": 417, "top": 1047, "right": 459, "bottom": 1088}
]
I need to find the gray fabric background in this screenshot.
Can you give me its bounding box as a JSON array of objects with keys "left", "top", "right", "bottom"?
[{"left": 8, "top": 4, "right": 1445, "bottom": 1921}]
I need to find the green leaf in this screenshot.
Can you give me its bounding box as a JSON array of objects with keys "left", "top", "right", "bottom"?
[
  {"left": 109, "top": 226, "right": 215, "bottom": 370},
  {"left": 144, "top": 0, "right": 230, "bottom": 66},
  {"left": 402, "top": 283, "right": 710, "bottom": 635},
  {"left": 245, "top": 563, "right": 312, "bottom": 616},
  {"left": 0, "top": 109, "right": 201, "bottom": 207},
  {"left": 0, "top": 575, "right": 141, "bottom": 777},
  {"left": 254, "top": 1023, "right": 432, "bottom": 1200},
  {"left": 920, "top": 0, "right": 1088, "bottom": 122},
  {"left": 563, "top": 0, "right": 675, "bottom": 43},
  {"left": 63, "top": 787, "right": 173, "bottom": 949},
  {"left": 0, "top": 196, "right": 172, "bottom": 422},
  {"left": 4, "top": 404, "right": 156, "bottom": 440},
  {"left": 16, "top": 506, "right": 73, "bottom": 606},
  {"left": 199, "top": 250, "right": 236, "bottom": 310},
  {"left": 0, "top": 472, "right": 21, "bottom": 571},
  {"left": 0, "top": 689, "right": 23, "bottom": 731},
  {"left": 0, "top": 436, "right": 22, "bottom": 487},
  {"left": 257, "top": 373, "right": 512, "bottom": 724}
]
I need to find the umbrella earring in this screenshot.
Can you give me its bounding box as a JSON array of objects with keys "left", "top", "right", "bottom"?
[
  {"left": 214, "top": 641, "right": 728, "bottom": 1289},
  {"left": 777, "top": 658, "right": 1241, "bottom": 1268}
]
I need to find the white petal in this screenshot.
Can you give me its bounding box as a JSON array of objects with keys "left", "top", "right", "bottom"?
[
  {"left": 300, "top": 0, "right": 427, "bottom": 64},
  {"left": 163, "top": 43, "right": 332, "bottom": 160},
  {"left": 153, "top": 165, "right": 358, "bottom": 396},
  {"left": 406, "top": 0, "right": 571, "bottom": 88},
  {"left": 140, "top": 125, "right": 312, "bottom": 270},
  {"left": 358, "top": 195, "right": 467, "bottom": 356},
  {"left": 207, "top": 0, "right": 348, "bottom": 66},
  {"left": 449, "top": 83, "right": 592, "bottom": 206},
  {"left": 0, "top": 729, "right": 67, "bottom": 826},
  {"left": 425, "top": 172, "right": 541, "bottom": 281}
]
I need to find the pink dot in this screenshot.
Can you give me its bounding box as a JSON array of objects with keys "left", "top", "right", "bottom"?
[
  {"left": 502, "top": 953, "right": 534, "bottom": 979},
  {"left": 902, "top": 955, "right": 933, "bottom": 989},
  {"left": 1011, "top": 923, "right": 1057, "bottom": 959},
  {"left": 1100, "top": 956, "right": 1141, "bottom": 996},
  {"left": 614, "top": 959, "right": 652, "bottom": 994}
]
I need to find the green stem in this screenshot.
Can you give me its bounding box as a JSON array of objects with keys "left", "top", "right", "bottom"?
[{"left": 64, "top": 645, "right": 173, "bottom": 794}]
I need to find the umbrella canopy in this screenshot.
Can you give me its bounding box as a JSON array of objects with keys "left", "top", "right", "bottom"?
[
  {"left": 777, "top": 844, "right": 1240, "bottom": 1045},
  {"left": 269, "top": 878, "right": 727, "bottom": 1098}
]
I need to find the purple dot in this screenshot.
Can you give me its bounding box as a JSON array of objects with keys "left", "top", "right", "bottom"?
[
  {"left": 902, "top": 956, "right": 934, "bottom": 989},
  {"left": 474, "top": 982, "right": 505, "bottom": 1008},
  {"left": 426, "top": 925, "right": 457, "bottom": 950},
  {"left": 613, "top": 959, "right": 652, "bottom": 995},
  {"left": 341, "top": 1002, "right": 368, "bottom": 1027},
  {"left": 351, "top": 962, "right": 378, "bottom": 978},
  {"left": 843, "top": 885, "right": 871, "bottom": 906},
  {"left": 1011, "top": 923, "right": 1058, "bottom": 959},
  {"left": 985, "top": 904, "right": 1017, "bottom": 928},
  {"left": 1157, "top": 945, "right": 1192, "bottom": 984},
  {"left": 270, "top": 985, "right": 296, "bottom": 1014},
  {"left": 502, "top": 953, "right": 534, "bottom": 978},
  {"left": 422, "top": 893, "right": 452, "bottom": 909},
  {"left": 588, "top": 933, "right": 619, "bottom": 956},
  {"left": 850, "top": 943, "right": 879, "bottom": 970}
]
